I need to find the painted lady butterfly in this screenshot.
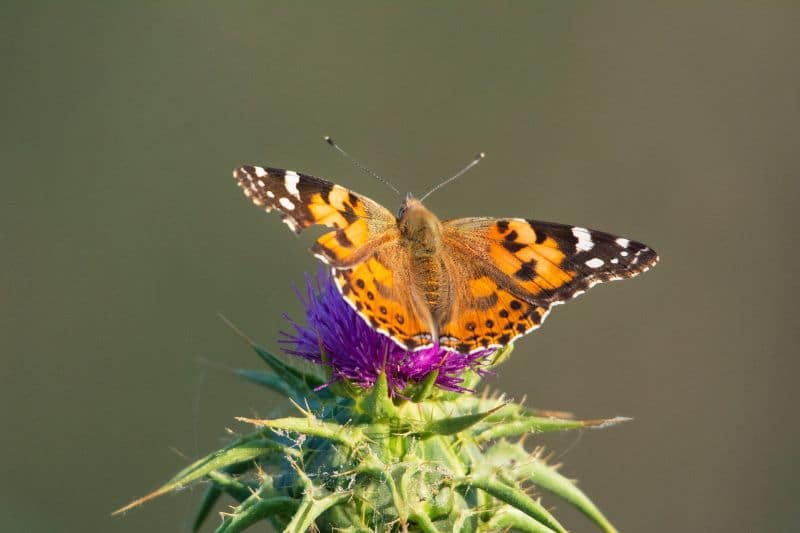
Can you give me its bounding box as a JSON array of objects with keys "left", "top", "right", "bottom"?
[{"left": 234, "top": 160, "right": 658, "bottom": 354}]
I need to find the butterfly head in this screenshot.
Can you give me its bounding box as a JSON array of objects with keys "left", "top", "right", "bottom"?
[{"left": 397, "top": 193, "right": 443, "bottom": 249}]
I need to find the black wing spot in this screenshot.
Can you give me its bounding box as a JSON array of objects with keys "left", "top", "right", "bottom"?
[
  {"left": 335, "top": 230, "right": 353, "bottom": 248},
  {"left": 514, "top": 260, "right": 536, "bottom": 280},
  {"left": 457, "top": 342, "right": 472, "bottom": 353},
  {"left": 502, "top": 240, "right": 527, "bottom": 253}
]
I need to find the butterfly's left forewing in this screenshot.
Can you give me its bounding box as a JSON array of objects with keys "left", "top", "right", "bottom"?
[
  {"left": 438, "top": 217, "right": 658, "bottom": 353},
  {"left": 234, "top": 165, "right": 396, "bottom": 267},
  {"left": 235, "top": 164, "right": 437, "bottom": 350}
]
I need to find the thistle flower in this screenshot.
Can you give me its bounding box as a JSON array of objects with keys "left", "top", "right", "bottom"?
[
  {"left": 116, "top": 274, "right": 628, "bottom": 533},
  {"left": 281, "top": 269, "right": 493, "bottom": 393}
]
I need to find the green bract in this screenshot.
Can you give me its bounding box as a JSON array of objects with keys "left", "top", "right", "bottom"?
[{"left": 117, "top": 342, "right": 626, "bottom": 532}]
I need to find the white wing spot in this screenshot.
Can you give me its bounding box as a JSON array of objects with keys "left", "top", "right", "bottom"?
[
  {"left": 611, "top": 257, "right": 619, "bottom": 264},
  {"left": 585, "top": 257, "right": 605, "bottom": 269},
  {"left": 282, "top": 216, "right": 299, "bottom": 232},
  {"left": 615, "top": 237, "right": 630, "bottom": 248},
  {"left": 572, "top": 227, "right": 594, "bottom": 252},
  {"left": 257, "top": 179, "right": 266, "bottom": 187},
  {"left": 279, "top": 197, "right": 295, "bottom": 210},
  {"left": 254, "top": 167, "right": 268, "bottom": 178},
  {"left": 267, "top": 190, "right": 275, "bottom": 198},
  {"left": 250, "top": 183, "right": 258, "bottom": 191},
  {"left": 284, "top": 171, "right": 301, "bottom": 200},
  {"left": 620, "top": 250, "right": 629, "bottom": 257}
]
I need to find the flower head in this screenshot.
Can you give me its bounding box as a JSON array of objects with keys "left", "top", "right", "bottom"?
[{"left": 280, "top": 269, "right": 494, "bottom": 393}]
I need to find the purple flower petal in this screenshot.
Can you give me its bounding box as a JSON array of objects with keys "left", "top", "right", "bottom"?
[{"left": 280, "top": 269, "right": 495, "bottom": 393}]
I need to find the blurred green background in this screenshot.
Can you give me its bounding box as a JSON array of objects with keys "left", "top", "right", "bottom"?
[{"left": 2, "top": 3, "right": 798, "bottom": 532}]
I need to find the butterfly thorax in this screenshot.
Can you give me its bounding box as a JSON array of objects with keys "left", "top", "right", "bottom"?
[
  {"left": 397, "top": 197, "right": 444, "bottom": 254},
  {"left": 396, "top": 197, "right": 451, "bottom": 321}
]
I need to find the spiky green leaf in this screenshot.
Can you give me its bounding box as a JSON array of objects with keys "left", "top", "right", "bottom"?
[
  {"left": 357, "top": 370, "right": 398, "bottom": 421},
  {"left": 486, "top": 506, "right": 558, "bottom": 533},
  {"left": 237, "top": 416, "right": 361, "bottom": 447},
  {"left": 283, "top": 491, "right": 351, "bottom": 533},
  {"left": 193, "top": 469, "right": 259, "bottom": 531},
  {"left": 519, "top": 458, "right": 618, "bottom": 533},
  {"left": 413, "top": 403, "right": 505, "bottom": 437},
  {"left": 476, "top": 415, "right": 631, "bottom": 442},
  {"left": 217, "top": 496, "right": 299, "bottom": 533},
  {"left": 113, "top": 436, "right": 290, "bottom": 515},
  {"left": 459, "top": 476, "right": 567, "bottom": 533}
]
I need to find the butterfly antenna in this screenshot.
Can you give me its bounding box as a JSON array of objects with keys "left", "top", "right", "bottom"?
[
  {"left": 419, "top": 152, "right": 485, "bottom": 202},
  {"left": 324, "top": 136, "right": 401, "bottom": 197}
]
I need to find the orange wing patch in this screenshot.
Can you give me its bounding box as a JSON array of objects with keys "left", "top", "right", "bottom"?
[
  {"left": 487, "top": 219, "right": 577, "bottom": 295},
  {"left": 438, "top": 279, "right": 549, "bottom": 354},
  {"left": 333, "top": 253, "right": 434, "bottom": 351},
  {"left": 312, "top": 218, "right": 379, "bottom": 266}
]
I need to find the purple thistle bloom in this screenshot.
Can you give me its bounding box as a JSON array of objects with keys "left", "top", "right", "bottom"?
[{"left": 280, "top": 269, "right": 495, "bottom": 394}]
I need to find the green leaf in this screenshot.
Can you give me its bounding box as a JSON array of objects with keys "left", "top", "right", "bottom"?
[
  {"left": 413, "top": 403, "right": 505, "bottom": 438},
  {"left": 357, "top": 370, "right": 398, "bottom": 421},
  {"left": 113, "top": 436, "right": 290, "bottom": 515},
  {"left": 486, "top": 506, "right": 558, "bottom": 533},
  {"left": 408, "top": 509, "right": 444, "bottom": 533},
  {"left": 410, "top": 369, "right": 439, "bottom": 402},
  {"left": 192, "top": 485, "right": 221, "bottom": 533},
  {"left": 218, "top": 314, "right": 326, "bottom": 397},
  {"left": 476, "top": 415, "right": 631, "bottom": 442},
  {"left": 518, "top": 458, "right": 618, "bottom": 533},
  {"left": 282, "top": 491, "right": 351, "bottom": 533},
  {"left": 252, "top": 344, "right": 326, "bottom": 395},
  {"left": 488, "top": 343, "right": 515, "bottom": 367},
  {"left": 458, "top": 476, "right": 567, "bottom": 533},
  {"left": 236, "top": 415, "right": 361, "bottom": 447},
  {"left": 206, "top": 470, "right": 252, "bottom": 501},
  {"left": 217, "top": 496, "right": 299, "bottom": 533},
  {"left": 192, "top": 469, "right": 257, "bottom": 531}
]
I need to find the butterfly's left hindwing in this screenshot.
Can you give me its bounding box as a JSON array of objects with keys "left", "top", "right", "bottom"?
[{"left": 234, "top": 165, "right": 395, "bottom": 267}]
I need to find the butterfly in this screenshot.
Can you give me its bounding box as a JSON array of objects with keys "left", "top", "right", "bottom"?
[{"left": 233, "top": 162, "right": 658, "bottom": 354}]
